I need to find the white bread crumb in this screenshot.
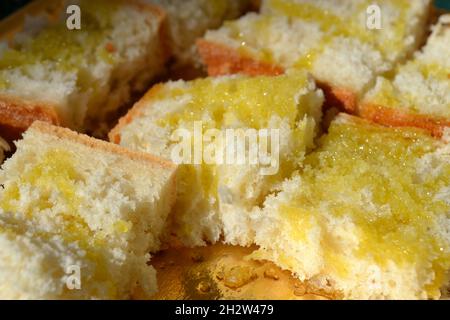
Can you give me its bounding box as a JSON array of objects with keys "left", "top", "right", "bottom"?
[
  {"left": 110, "top": 72, "right": 323, "bottom": 246},
  {"left": 0, "top": 122, "right": 177, "bottom": 299},
  {"left": 250, "top": 114, "right": 450, "bottom": 299}
]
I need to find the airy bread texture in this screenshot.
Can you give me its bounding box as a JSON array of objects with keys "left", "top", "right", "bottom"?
[
  {"left": 198, "top": 0, "right": 431, "bottom": 111},
  {"left": 250, "top": 114, "right": 450, "bottom": 299},
  {"left": 110, "top": 71, "right": 324, "bottom": 246},
  {"left": 148, "top": 0, "right": 253, "bottom": 69},
  {"left": 361, "top": 14, "right": 450, "bottom": 137},
  {"left": 0, "top": 121, "right": 177, "bottom": 299},
  {"left": 0, "top": 0, "right": 167, "bottom": 134}
]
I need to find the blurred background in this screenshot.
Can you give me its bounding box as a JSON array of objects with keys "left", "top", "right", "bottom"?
[
  {"left": 1, "top": 0, "right": 450, "bottom": 20},
  {"left": 1, "top": 0, "right": 31, "bottom": 19},
  {"left": 436, "top": 0, "right": 450, "bottom": 9}
]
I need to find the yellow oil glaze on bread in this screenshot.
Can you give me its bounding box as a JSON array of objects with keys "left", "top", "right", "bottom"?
[
  {"left": 250, "top": 113, "right": 450, "bottom": 299},
  {"left": 198, "top": 0, "right": 432, "bottom": 111},
  {"left": 110, "top": 71, "right": 324, "bottom": 246},
  {"left": 361, "top": 14, "right": 450, "bottom": 137},
  {"left": 0, "top": 121, "right": 177, "bottom": 299},
  {"left": 0, "top": 0, "right": 168, "bottom": 134}
]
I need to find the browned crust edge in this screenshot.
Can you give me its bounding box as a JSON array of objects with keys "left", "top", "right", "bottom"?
[
  {"left": 196, "top": 39, "right": 358, "bottom": 112},
  {"left": 30, "top": 120, "right": 177, "bottom": 171},
  {"left": 316, "top": 81, "right": 358, "bottom": 114},
  {"left": 196, "top": 39, "right": 285, "bottom": 77},
  {"left": 108, "top": 84, "right": 165, "bottom": 145},
  {"left": 359, "top": 103, "right": 450, "bottom": 138},
  {"left": 0, "top": 94, "right": 60, "bottom": 133},
  {"left": 0, "top": 0, "right": 168, "bottom": 138}
]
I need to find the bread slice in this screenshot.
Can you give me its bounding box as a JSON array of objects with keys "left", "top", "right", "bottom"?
[
  {"left": 110, "top": 71, "right": 324, "bottom": 246},
  {"left": 250, "top": 113, "right": 450, "bottom": 299},
  {"left": 198, "top": 0, "right": 431, "bottom": 111},
  {"left": 0, "top": 0, "right": 167, "bottom": 134},
  {"left": 147, "top": 0, "right": 253, "bottom": 70},
  {"left": 361, "top": 14, "right": 450, "bottom": 137},
  {"left": 0, "top": 121, "right": 177, "bottom": 299}
]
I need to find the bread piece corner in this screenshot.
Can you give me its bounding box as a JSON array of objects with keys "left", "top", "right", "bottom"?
[
  {"left": 0, "top": 0, "right": 168, "bottom": 134},
  {"left": 110, "top": 71, "right": 324, "bottom": 246},
  {"left": 360, "top": 13, "right": 450, "bottom": 137},
  {"left": 0, "top": 121, "right": 177, "bottom": 299},
  {"left": 251, "top": 113, "right": 450, "bottom": 299}
]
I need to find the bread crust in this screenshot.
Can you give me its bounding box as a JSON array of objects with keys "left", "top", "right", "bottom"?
[
  {"left": 0, "top": 0, "right": 168, "bottom": 136},
  {"left": 197, "top": 39, "right": 358, "bottom": 112},
  {"left": 197, "top": 39, "right": 284, "bottom": 76},
  {"left": 31, "top": 120, "right": 176, "bottom": 171},
  {"left": 109, "top": 84, "right": 165, "bottom": 144},
  {"left": 359, "top": 103, "right": 450, "bottom": 138},
  {"left": 0, "top": 94, "right": 60, "bottom": 132},
  {"left": 317, "top": 81, "right": 358, "bottom": 113}
]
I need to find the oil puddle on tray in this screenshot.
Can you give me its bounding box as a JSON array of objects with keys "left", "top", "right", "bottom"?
[{"left": 150, "top": 243, "right": 335, "bottom": 300}]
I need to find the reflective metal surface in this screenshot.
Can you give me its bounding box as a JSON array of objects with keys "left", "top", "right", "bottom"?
[{"left": 150, "top": 243, "right": 333, "bottom": 300}]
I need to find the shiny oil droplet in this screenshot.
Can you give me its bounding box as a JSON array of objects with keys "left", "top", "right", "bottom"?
[
  {"left": 197, "top": 281, "right": 211, "bottom": 293},
  {"left": 293, "top": 285, "right": 306, "bottom": 296},
  {"left": 216, "top": 271, "right": 224, "bottom": 281},
  {"left": 221, "top": 266, "right": 257, "bottom": 289},
  {"left": 263, "top": 267, "right": 280, "bottom": 280}
]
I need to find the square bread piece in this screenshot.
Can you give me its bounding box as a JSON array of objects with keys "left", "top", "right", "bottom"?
[
  {"left": 250, "top": 113, "right": 450, "bottom": 299},
  {"left": 361, "top": 14, "right": 450, "bottom": 138},
  {"left": 147, "top": 0, "right": 253, "bottom": 69},
  {"left": 110, "top": 71, "right": 324, "bottom": 246},
  {"left": 0, "top": 121, "right": 177, "bottom": 299},
  {"left": 0, "top": 0, "right": 167, "bottom": 134},
  {"left": 198, "top": 0, "right": 431, "bottom": 111}
]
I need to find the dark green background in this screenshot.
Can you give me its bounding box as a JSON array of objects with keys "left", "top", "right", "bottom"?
[
  {"left": 436, "top": 0, "right": 450, "bottom": 10},
  {"left": 1, "top": 1, "right": 450, "bottom": 21}
]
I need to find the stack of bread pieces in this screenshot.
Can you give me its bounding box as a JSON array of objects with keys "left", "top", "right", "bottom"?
[
  {"left": 0, "top": 0, "right": 253, "bottom": 300},
  {"left": 0, "top": 0, "right": 449, "bottom": 300}
]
